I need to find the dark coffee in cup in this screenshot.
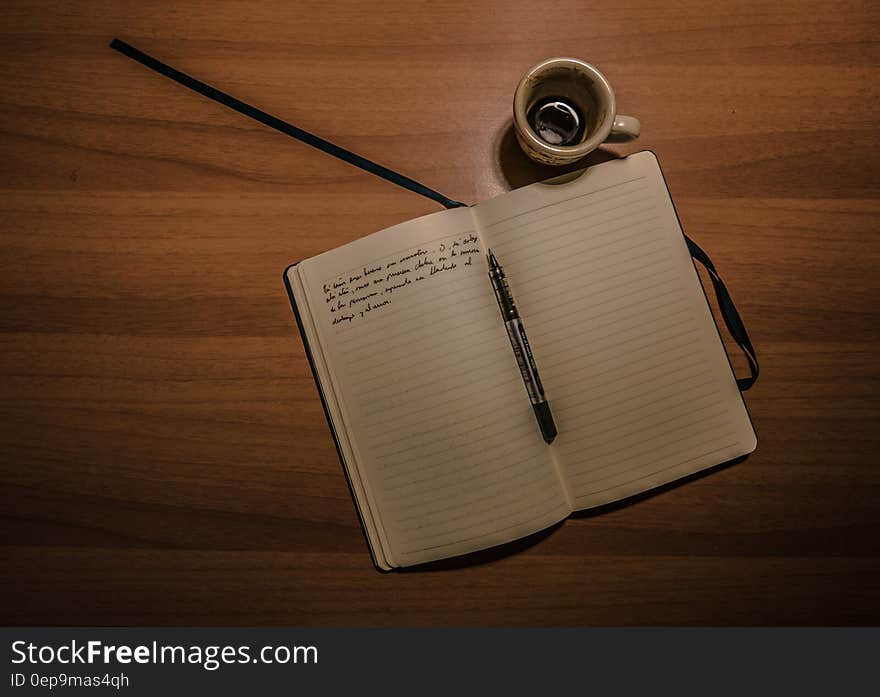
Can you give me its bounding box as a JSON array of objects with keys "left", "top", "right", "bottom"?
[{"left": 527, "top": 97, "right": 588, "bottom": 146}]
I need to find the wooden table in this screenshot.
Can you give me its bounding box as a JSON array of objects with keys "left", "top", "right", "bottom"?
[{"left": 1, "top": 0, "right": 878, "bottom": 625}]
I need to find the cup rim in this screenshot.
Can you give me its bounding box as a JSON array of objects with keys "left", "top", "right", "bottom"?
[{"left": 513, "top": 57, "right": 616, "bottom": 158}]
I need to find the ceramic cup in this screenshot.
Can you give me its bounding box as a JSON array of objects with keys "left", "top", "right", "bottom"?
[{"left": 513, "top": 57, "right": 640, "bottom": 166}]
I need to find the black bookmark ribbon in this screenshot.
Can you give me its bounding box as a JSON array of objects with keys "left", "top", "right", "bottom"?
[
  {"left": 685, "top": 237, "right": 759, "bottom": 390},
  {"left": 109, "top": 38, "right": 758, "bottom": 391}
]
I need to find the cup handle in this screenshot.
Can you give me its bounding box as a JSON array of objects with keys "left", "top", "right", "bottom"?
[{"left": 606, "top": 114, "right": 640, "bottom": 142}]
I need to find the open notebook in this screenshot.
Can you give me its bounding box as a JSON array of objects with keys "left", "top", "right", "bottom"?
[{"left": 285, "top": 151, "right": 756, "bottom": 569}]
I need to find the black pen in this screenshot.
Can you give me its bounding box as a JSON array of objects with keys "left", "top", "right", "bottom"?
[{"left": 487, "top": 250, "right": 557, "bottom": 444}]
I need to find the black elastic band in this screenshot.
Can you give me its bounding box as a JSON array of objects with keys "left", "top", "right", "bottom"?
[
  {"left": 110, "top": 38, "right": 757, "bottom": 390},
  {"left": 684, "top": 235, "right": 759, "bottom": 390},
  {"left": 110, "top": 38, "right": 466, "bottom": 210}
]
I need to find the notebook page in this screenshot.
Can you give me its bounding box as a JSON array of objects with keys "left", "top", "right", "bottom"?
[
  {"left": 287, "top": 265, "right": 393, "bottom": 567},
  {"left": 296, "top": 207, "right": 569, "bottom": 567},
  {"left": 474, "top": 152, "right": 756, "bottom": 509}
]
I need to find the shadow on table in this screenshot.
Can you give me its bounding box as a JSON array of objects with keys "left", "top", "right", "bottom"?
[
  {"left": 494, "top": 121, "right": 621, "bottom": 190},
  {"left": 398, "top": 521, "right": 564, "bottom": 573}
]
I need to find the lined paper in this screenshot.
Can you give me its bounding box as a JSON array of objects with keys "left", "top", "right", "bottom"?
[
  {"left": 297, "top": 207, "right": 569, "bottom": 566},
  {"left": 474, "top": 152, "right": 756, "bottom": 509}
]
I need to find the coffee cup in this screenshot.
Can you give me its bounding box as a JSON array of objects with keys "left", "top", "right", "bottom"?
[{"left": 513, "top": 57, "right": 640, "bottom": 166}]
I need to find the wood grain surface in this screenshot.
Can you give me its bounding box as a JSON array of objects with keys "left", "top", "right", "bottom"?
[{"left": 1, "top": 0, "right": 878, "bottom": 625}]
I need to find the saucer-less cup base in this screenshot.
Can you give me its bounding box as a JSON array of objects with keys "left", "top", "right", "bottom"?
[{"left": 514, "top": 57, "right": 640, "bottom": 166}]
